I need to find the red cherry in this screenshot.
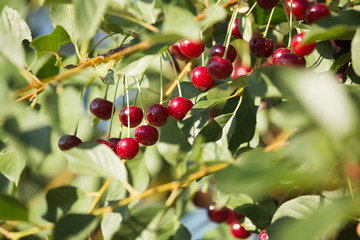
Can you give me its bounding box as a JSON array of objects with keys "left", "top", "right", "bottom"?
[
  {"left": 277, "top": 53, "right": 306, "bottom": 67},
  {"left": 191, "top": 66, "right": 215, "bottom": 91},
  {"left": 168, "top": 97, "right": 193, "bottom": 121},
  {"left": 109, "top": 137, "right": 121, "bottom": 147},
  {"left": 229, "top": 18, "right": 242, "bottom": 39},
  {"left": 233, "top": 65, "right": 252, "bottom": 79},
  {"left": 256, "top": 0, "right": 278, "bottom": 10},
  {"left": 306, "top": 3, "right": 331, "bottom": 25},
  {"left": 207, "top": 56, "right": 233, "bottom": 80},
  {"left": 334, "top": 40, "right": 351, "bottom": 48},
  {"left": 258, "top": 230, "right": 269, "bottom": 240},
  {"left": 192, "top": 191, "right": 212, "bottom": 209},
  {"left": 89, "top": 98, "right": 114, "bottom": 120},
  {"left": 272, "top": 47, "right": 291, "bottom": 64},
  {"left": 226, "top": 209, "right": 245, "bottom": 224},
  {"left": 119, "top": 106, "right": 143, "bottom": 128},
  {"left": 58, "top": 135, "right": 82, "bottom": 151},
  {"left": 291, "top": 33, "right": 316, "bottom": 56},
  {"left": 230, "top": 222, "right": 251, "bottom": 239},
  {"left": 169, "top": 42, "right": 191, "bottom": 61},
  {"left": 207, "top": 204, "right": 230, "bottom": 223},
  {"left": 134, "top": 125, "right": 159, "bottom": 146},
  {"left": 249, "top": 36, "right": 274, "bottom": 58},
  {"left": 285, "top": 0, "right": 309, "bottom": 21},
  {"left": 179, "top": 39, "right": 205, "bottom": 59},
  {"left": 95, "top": 139, "right": 116, "bottom": 153},
  {"left": 116, "top": 138, "right": 139, "bottom": 160},
  {"left": 146, "top": 104, "right": 169, "bottom": 127},
  {"left": 210, "top": 44, "right": 237, "bottom": 63}
]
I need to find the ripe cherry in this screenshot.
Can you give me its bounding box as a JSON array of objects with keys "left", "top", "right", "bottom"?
[
  {"left": 95, "top": 139, "right": 116, "bottom": 153},
  {"left": 168, "top": 97, "right": 193, "bottom": 121},
  {"left": 229, "top": 18, "right": 242, "bottom": 39},
  {"left": 207, "top": 204, "right": 230, "bottom": 223},
  {"left": 249, "top": 36, "right": 274, "bottom": 58},
  {"left": 272, "top": 47, "right": 291, "bottom": 64},
  {"left": 169, "top": 42, "right": 191, "bottom": 61},
  {"left": 109, "top": 137, "right": 121, "bottom": 147},
  {"left": 58, "top": 135, "right": 82, "bottom": 151},
  {"left": 258, "top": 230, "right": 269, "bottom": 240},
  {"left": 207, "top": 56, "right": 233, "bottom": 80},
  {"left": 256, "top": 0, "right": 278, "bottom": 10},
  {"left": 146, "top": 104, "right": 169, "bottom": 127},
  {"left": 306, "top": 3, "right": 331, "bottom": 25},
  {"left": 233, "top": 65, "right": 252, "bottom": 79},
  {"left": 277, "top": 53, "right": 306, "bottom": 67},
  {"left": 134, "top": 125, "right": 159, "bottom": 146},
  {"left": 210, "top": 44, "right": 237, "bottom": 63},
  {"left": 192, "top": 191, "right": 212, "bottom": 209},
  {"left": 291, "top": 33, "right": 316, "bottom": 56},
  {"left": 191, "top": 66, "right": 215, "bottom": 91},
  {"left": 179, "top": 39, "right": 205, "bottom": 59},
  {"left": 226, "top": 209, "right": 245, "bottom": 224},
  {"left": 285, "top": 0, "right": 309, "bottom": 21},
  {"left": 230, "top": 222, "right": 251, "bottom": 239},
  {"left": 119, "top": 106, "right": 143, "bottom": 128},
  {"left": 116, "top": 138, "right": 139, "bottom": 160},
  {"left": 89, "top": 98, "right": 114, "bottom": 120}
]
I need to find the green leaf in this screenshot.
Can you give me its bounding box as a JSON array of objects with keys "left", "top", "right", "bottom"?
[
  {"left": 50, "top": 4, "right": 76, "bottom": 42},
  {"left": 0, "top": 194, "right": 28, "bottom": 221},
  {"left": 1, "top": 6, "right": 32, "bottom": 43},
  {"left": 352, "top": 28, "right": 360, "bottom": 76},
  {"left": 73, "top": 0, "right": 111, "bottom": 42},
  {"left": 30, "top": 25, "right": 71, "bottom": 58},
  {"left": 157, "top": 221, "right": 191, "bottom": 240},
  {"left": 64, "top": 143, "right": 128, "bottom": 185},
  {"left": 53, "top": 214, "right": 99, "bottom": 240},
  {"left": 0, "top": 23, "right": 24, "bottom": 67},
  {"left": 41, "top": 0, "right": 72, "bottom": 5},
  {"left": 248, "top": 0, "right": 287, "bottom": 26},
  {"left": 197, "top": 113, "right": 232, "bottom": 142},
  {"left": 0, "top": 152, "right": 25, "bottom": 186},
  {"left": 199, "top": 5, "right": 227, "bottom": 29},
  {"left": 127, "top": 157, "right": 150, "bottom": 192}
]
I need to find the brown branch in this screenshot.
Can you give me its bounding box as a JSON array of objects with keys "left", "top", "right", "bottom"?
[{"left": 164, "top": 61, "right": 193, "bottom": 100}]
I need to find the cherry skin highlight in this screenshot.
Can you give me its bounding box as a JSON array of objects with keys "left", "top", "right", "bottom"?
[
  {"left": 230, "top": 222, "right": 251, "bottom": 239},
  {"left": 116, "top": 138, "right": 139, "bottom": 160},
  {"left": 168, "top": 97, "right": 193, "bottom": 121},
  {"left": 179, "top": 39, "right": 205, "bottom": 59},
  {"left": 259, "top": 230, "right": 270, "bottom": 240},
  {"left": 146, "top": 104, "right": 169, "bottom": 127},
  {"left": 58, "top": 135, "right": 82, "bottom": 151},
  {"left": 210, "top": 44, "right": 237, "bottom": 63},
  {"left": 207, "top": 204, "right": 230, "bottom": 223},
  {"left": 95, "top": 139, "right": 116, "bottom": 153},
  {"left": 272, "top": 47, "right": 291, "bottom": 64},
  {"left": 89, "top": 98, "right": 114, "bottom": 120},
  {"left": 119, "top": 106, "right": 143, "bottom": 128},
  {"left": 207, "top": 56, "right": 233, "bottom": 80},
  {"left": 233, "top": 65, "right": 252, "bottom": 79},
  {"left": 291, "top": 33, "right": 316, "bottom": 56},
  {"left": 285, "top": 0, "right": 309, "bottom": 21},
  {"left": 191, "top": 66, "right": 215, "bottom": 91},
  {"left": 306, "top": 3, "right": 331, "bottom": 25},
  {"left": 250, "top": 36, "right": 274, "bottom": 58},
  {"left": 134, "top": 125, "right": 159, "bottom": 146},
  {"left": 256, "top": 0, "right": 278, "bottom": 10}
]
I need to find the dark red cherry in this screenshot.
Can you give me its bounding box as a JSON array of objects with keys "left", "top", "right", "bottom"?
[
  {"left": 334, "top": 40, "right": 351, "bottom": 49},
  {"left": 277, "top": 53, "right": 306, "bottom": 67},
  {"left": 226, "top": 209, "right": 245, "bottom": 224},
  {"left": 191, "top": 66, "right": 215, "bottom": 91},
  {"left": 256, "top": 0, "right": 278, "bottom": 10},
  {"left": 259, "top": 230, "right": 269, "bottom": 240},
  {"left": 146, "top": 104, "right": 169, "bottom": 127},
  {"left": 116, "top": 138, "right": 139, "bottom": 160},
  {"left": 119, "top": 106, "right": 143, "bottom": 128},
  {"left": 169, "top": 42, "right": 191, "bottom": 61},
  {"left": 233, "top": 65, "right": 252, "bottom": 79},
  {"left": 134, "top": 125, "right": 159, "bottom": 146},
  {"left": 249, "top": 36, "right": 274, "bottom": 58},
  {"left": 210, "top": 44, "right": 237, "bottom": 63},
  {"left": 95, "top": 139, "right": 116, "bottom": 153},
  {"left": 58, "top": 135, "right": 82, "bottom": 151},
  {"left": 285, "top": 0, "right": 309, "bottom": 21},
  {"left": 291, "top": 33, "right": 316, "bottom": 56},
  {"left": 306, "top": 3, "right": 331, "bottom": 25},
  {"left": 192, "top": 191, "right": 212, "bottom": 209},
  {"left": 229, "top": 18, "right": 242, "bottom": 39},
  {"left": 109, "top": 137, "right": 121, "bottom": 147},
  {"left": 179, "top": 39, "right": 205, "bottom": 59},
  {"left": 272, "top": 47, "right": 291, "bottom": 64},
  {"left": 168, "top": 97, "right": 193, "bottom": 121},
  {"left": 230, "top": 222, "right": 251, "bottom": 239},
  {"left": 207, "top": 56, "right": 233, "bottom": 80},
  {"left": 207, "top": 204, "right": 230, "bottom": 223},
  {"left": 89, "top": 98, "right": 114, "bottom": 120}
]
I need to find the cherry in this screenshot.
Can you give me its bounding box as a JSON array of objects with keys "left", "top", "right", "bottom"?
[
  {"left": 207, "top": 204, "right": 230, "bottom": 223},
  {"left": 306, "top": 3, "right": 331, "bottom": 25},
  {"left": 291, "top": 32, "right": 316, "bottom": 56},
  {"left": 233, "top": 65, "right": 252, "bottom": 79},
  {"left": 285, "top": 0, "right": 309, "bottom": 21},
  {"left": 272, "top": 47, "right": 291, "bottom": 64},
  {"left": 169, "top": 42, "right": 191, "bottom": 61},
  {"left": 191, "top": 66, "right": 215, "bottom": 91},
  {"left": 95, "top": 139, "right": 116, "bottom": 153},
  {"left": 210, "top": 44, "right": 237, "bottom": 63},
  {"left": 249, "top": 36, "right": 274, "bottom": 58},
  {"left": 226, "top": 209, "right": 245, "bottom": 224},
  {"left": 256, "top": 0, "right": 278, "bottom": 10},
  {"left": 334, "top": 40, "right": 351, "bottom": 49},
  {"left": 230, "top": 222, "right": 251, "bottom": 239},
  {"left": 258, "top": 230, "right": 269, "bottom": 240},
  {"left": 277, "top": 53, "right": 306, "bottom": 67},
  {"left": 58, "top": 135, "right": 82, "bottom": 151},
  {"left": 119, "top": 106, "right": 143, "bottom": 128},
  {"left": 192, "top": 191, "right": 212, "bottom": 209},
  {"left": 146, "top": 104, "right": 169, "bottom": 127},
  {"left": 109, "top": 137, "right": 121, "bottom": 147},
  {"left": 89, "top": 98, "right": 114, "bottom": 120},
  {"left": 229, "top": 18, "right": 242, "bottom": 39},
  {"left": 116, "top": 138, "right": 139, "bottom": 160},
  {"left": 168, "top": 97, "right": 193, "bottom": 121},
  {"left": 207, "top": 56, "right": 233, "bottom": 80},
  {"left": 179, "top": 39, "right": 205, "bottom": 59},
  {"left": 134, "top": 125, "right": 159, "bottom": 146}
]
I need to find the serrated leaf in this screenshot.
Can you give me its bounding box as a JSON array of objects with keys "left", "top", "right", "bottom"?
[
  {"left": 30, "top": 25, "right": 71, "bottom": 58},
  {"left": 0, "top": 194, "right": 28, "bottom": 221},
  {"left": 352, "top": 28, "right": 360, "bottom": 76},
  {"left": 1, "top": 6, "right": 32, "bottom": 43},
  {"left": 50, "top": 4, "right": 76, "bottom": 42},
  {"left": 0, "top": 23, "right": 24, "bottom": 67},
  {"left": 0, "top": 152, "right": 25, "bottom": 186}
]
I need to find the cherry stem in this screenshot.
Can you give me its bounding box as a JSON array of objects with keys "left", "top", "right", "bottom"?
[
  {"left": 107, "top": 75, "right": 121, "bottom": 141},
  {"left": 133, "top": 74, "right": 144, "bottom": 106},
  {"left": 281, "top": 0, "right": 292, "bottom": 48},
  {"left": 88, "top": 32, "right": 118, "bottom": 57},
  {"left": 159, "top": 56, "right": 164, "bottom": 104},
  {"left": 119, "top": 76, "right": 126, "bottom": 138},
  {"left": 263, "top": 6, "right": 276, "bottom": 38},
  {"left": 246, "top": 2, "right": 257, "bottom": 17},
  {"left": 223, "top": 5, "right": 238, "bottom": 59},
  {"left": 166, "top": 50, "right": 182, "bottom": 97},
  {"left": 73, "top": 89, "right": 83, "bottom": 137},
  {"left": 125, "top": 75, "right": 131, "bottom": 138},
  {"left": 134, "top": 75, "right": 147, "bottom": 125}
]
